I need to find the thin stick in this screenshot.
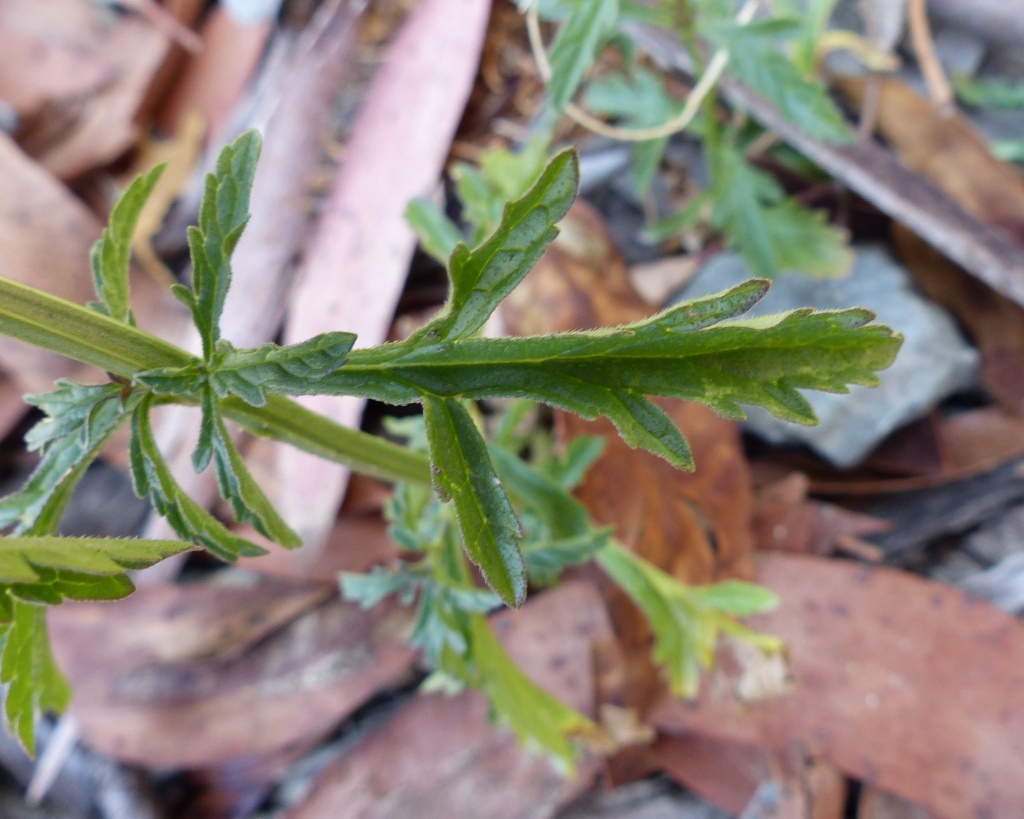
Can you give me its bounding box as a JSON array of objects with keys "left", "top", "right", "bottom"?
[
  {"left": 525, "top": 0, "right": 758, "bottom": 143},
  {"left": 908, "top": 0, "right": 954, "bottom": 114}
]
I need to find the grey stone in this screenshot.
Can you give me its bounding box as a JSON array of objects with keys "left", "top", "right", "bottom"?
[
  {"left": 964, "top": 502, "right": 1024, "bottom": 564},
  {"left": 961, "top": 553, "right": 1024, "bottom": 614},
  {"left": 673, "top": 245, "right": 980, "bottom": 467}
]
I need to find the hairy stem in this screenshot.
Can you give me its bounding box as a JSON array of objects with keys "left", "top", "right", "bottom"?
[{"left": 0, "top": 276, "right": 431, "bottom": 486}]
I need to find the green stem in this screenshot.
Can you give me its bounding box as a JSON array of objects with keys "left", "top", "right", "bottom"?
[{"left": 0, "top": 276, "right": 431, "bottom": 487}]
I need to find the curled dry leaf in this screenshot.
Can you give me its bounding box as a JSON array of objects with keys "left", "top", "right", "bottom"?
[
  {"left": 276, "top": 0, "right": 493, "bottom": 552},
  {"left": 49, "top": 577, "right": 417, "bottom": 768},
  {"left": 284, "top": 582, "right": 609, "bottom": 819},
  {"left": 652, "top": 553, "right": 1024, "bottom": 819}
]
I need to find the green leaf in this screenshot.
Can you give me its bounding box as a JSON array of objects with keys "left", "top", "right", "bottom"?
[
  {"left": 418, "top": 149, "right": 578, "bottom": 342},
  {"left": 0, "top": 535, "right": 192, "bottom": 586},
  {"left": 423, "top": 397, "right": 525, "bottom": 607},
  {"left": 478, "top": 135, "right": 552, "bottom": 201},
  {"left": 129, "top": 396, "right": 267, "bottom": 561},
  {"left": 521, "top": 528, "right": 613, "bottom": 585},
  {"left": 90, "top": 165, "right": 165, "bottom": 324},
  {"left": 547, "top": 0, "right": 619, "bottom": 110},
  {"left": 176, "top": 130, "right": 261, "bottom": 360},
  {"left": 705, "top": 20, "right": 851, "bottom": 142},
  {"left": 470, "top": 614, "right": 594, "bottom": 773},
  {"left": 690, "top": 579, "right": 778, "bottom": 616},
  {"left": 0, "top": 383, "right": 134, "bottom": 535},
  {"left": 585, "top": 69, "right": 675, "bottom": 193},
  {"left": 0, "top": 602, "right": 70, "bottom": 754},
  {"left": 135, "top": 333, "right": 357, "bottom": 408},
  {"left": 312, "top": 280, "right": 901, "bottom": 469},
  {"left": 207, "top": 407, "right": 301, "bottom": 548},
  {"left": 953, "top": 74, "right": 1024, "bottom": 109},
  {"left": 405, "top": 199, "right": 462, "bottom": 263},
  {"left": 709, "top": 143, "right": 853, "bottom": 277}
]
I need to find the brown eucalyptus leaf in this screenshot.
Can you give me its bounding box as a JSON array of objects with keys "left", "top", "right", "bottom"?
[
  {"left": 50, "top": 577, "right": 416, "bottom": 768},
  {"left": 284, "top": 582, "right": 609, "bottom": 819},
  {"left": 652, "top": 554, "right": 1024, "bottom": 819}
]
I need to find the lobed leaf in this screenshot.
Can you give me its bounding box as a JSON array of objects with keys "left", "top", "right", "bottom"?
[
  {"left": 0, "top": 383, "right": 134, "bottom": 535},
  {"left": 704, "top": 19, "right": 851, "bottom": 143},
  {"left": 129, "top": 397, "right": 267, "bottom": 562},
  {"left": 470, "top": 614, "right": 595, "bottom": 773},
  {"left": 423, "top": 397, "right": 526, "bottom": 607},
  {"left": 709, "top": 143, "right": 853, "bottom": 278},
  {"left": 174, "top": 130, "right": 261, "bottom": 359},
  {"left": 309, "top": 280, "right": 902, "bottom": 470},
  {"left": 0, "top": 602, "right": 70, "bottom": 754},
  {"left": 206, "top": 408, "right": 301, "bottom": 548},
  {"left": 90, "top": 165, "right": 165, "bottom": 324},
  {"left": 418, "top": 149, "right": 579, "bottom": 342},
  {"left": 547, "top": 0, "right": 619, "bottom": 110}
]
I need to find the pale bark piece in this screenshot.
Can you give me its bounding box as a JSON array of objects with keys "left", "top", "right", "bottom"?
[
  {"left": 277, "top": 0, "right": 492, "bottom": 550},
  {"left": 285, "top": 582, "right": 610, "bottom": 819},
  {"left": 50, "top": 578, "right": 417, "bottom": 768},
  {"left": 651, "top": 554, "right": 1024, "bottom": 819}
]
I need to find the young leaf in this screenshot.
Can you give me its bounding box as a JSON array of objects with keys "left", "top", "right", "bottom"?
[
  {"left": 405, "top": 199, "right": 462, "bottom": 263},
  {"left": 0, "top": 602, "right": 71, "bottom": 754},
  {"left": 419, "top": 149, "right": 578, "bottom": 342},
  {"left": 953, "top": 74, "right": 1024, "bottom": 110},
  {"left": 129, "top": 397, "right": 267, "bottom": 561},
  {"left": 597, "top": 544, "right": 783, "bottom": 697},
  {"left": 423, "top": 397, "right": 526, "bottom": 607},
  {"left": 704, "top": 19, "right": 852, "bottom": 142},
  {"left": 0, "top": 383, "right": 134, "bottom": 535},
  {"left": 90, "top": 164, "right": 165, "bottom": 324},
  {"left": 174, "top": 130, "right": 261, "bottom": 360},
  {"left": 207, "top": 408, "right": 301, "bottom": 548},
  {"left": 585, "top": 69, "right": 675, "bottom": 193},
  {"left": 470, "top": 614, "right": 595, "bottom": 773},
  {"left": 547, "top": 0, "right": 619, "bottom": 110},
  {"left": 314, "top": 280, "right": 901, "bottom": 470},
  {"left": 520, "top": 528, "right": 613, "bottom": 585},
  {"left": 135, "top": 333, "right": 357, "bottom": 408},
  {"left": 709, "top": 143, "right": 853, "bottom": 277}
]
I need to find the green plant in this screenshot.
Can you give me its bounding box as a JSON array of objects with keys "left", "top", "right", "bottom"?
[
  {"left": 501, "top": 0, "right": 859, "bottom": 278},
  {"left": 0, "top": 131, "right": 899, "bottom": 764}
]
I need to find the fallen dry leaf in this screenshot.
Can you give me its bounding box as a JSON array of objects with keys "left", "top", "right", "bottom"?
[
  {"left": 50, "top": 578, "right": 417, "bottom": 768},
  {"left": 754, "top": 473, "right": 890, "bottom": 556},
  {"left": 277, "top": 0, "right": 493, "bottom": 552},
  {"left": 652, "top": 553, "right": 1024, "bottom": 819},
  {"left": 284, "top": 582, "right": 609, "bottom": 819}
]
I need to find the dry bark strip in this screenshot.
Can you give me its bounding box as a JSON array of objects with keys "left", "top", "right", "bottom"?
[
  {"left": 276, "top": 0, "right": 492, "bottom": 551},
  {"left": 284, "top": 582, "right": 610, "bottom": 819},
  {"left": 652, "top": 553, "right": 1024, "bottom": 819},
  {"left": 50, "top": 577, "right": 416, "bottom": 769}
]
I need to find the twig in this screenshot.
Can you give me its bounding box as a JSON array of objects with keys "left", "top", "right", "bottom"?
[
  {"left": 525, "top": 0, "right": 758, "bottom": 142},
  {"left": 907, "top": 0, "right": 954, "bottom": 115}
]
